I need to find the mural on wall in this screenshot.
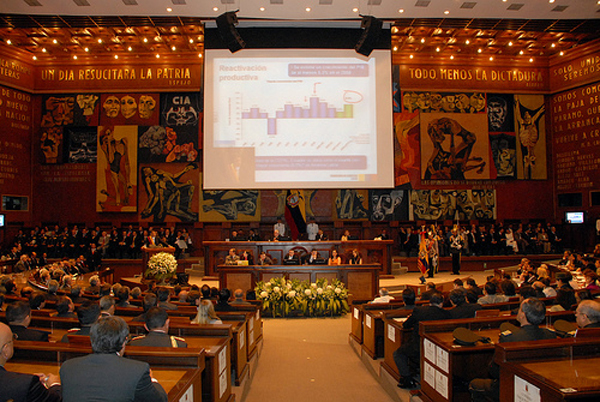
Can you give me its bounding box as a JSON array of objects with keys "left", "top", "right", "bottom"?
[
  {"left": 392, "top": 66, "right": 402, "bottom": 113},
  {"left": 334, "top": 189, "right": 369, "bottom": 220},
  {"left": 487, "top": 94, "right": 516, "bottom": 179},
  {"left": 139, "top": 162, "right": 199, "bottom": 222},
  {"left": 99, "top": 93, "right": 160, "bottom": 126},
  {"left": 394, "top": 112, "right": 420, "bottom": 187},
  {"left": 41, "top": 126, "right": 64, "bottom": 164},
  {"left": 410, "top": 189, "right": 496, "bottom": 221},
  {"left": 420, "top": 112, "right": 491, "bottom": 180},
  {"left": 160, "top": 92, "right": 202, "bottom": 126},
  {"left": 402, "top": 91, "right": 487, "bottom": 114},
  {"left": 138, "top": 126, "right": 199, "bottom": 163},
  {"left": 96, "top": 125, "right": 138, "bottom": 212},
  {"left": 369, "top": 189, "right": 409, "bottom": 221},
  {"left": 73, "top": 94, "right": 100, "bottom": 126},
  {"left": 65, "top": 127, "right": 97, "bottom": 163},
  {"left": 41, "top": 95, "right": 75, "bottom": 127},
  {"left": 514, "top": 95, "right": 546, "bottom": 180},
  {"left": 200, "top": 178, "right": 260, "bottom": 222}
]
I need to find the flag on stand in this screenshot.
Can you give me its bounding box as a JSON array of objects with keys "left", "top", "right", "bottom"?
[
  {"left": 285, "top": 190, "right": 307, "bottom": 240},
  {"left": 417, "top": 231, "right": 429, "bottom": 277}
]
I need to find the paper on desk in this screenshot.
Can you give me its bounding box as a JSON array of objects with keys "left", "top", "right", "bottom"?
[
  {"left": 437, "top": 348, "right": 449, "bottom": 373},
  {"left": 435, "top": 371, "right": 448, "bottom": 399},
  {"left": 424, "top": 338, "right": 436, "bottom": 364},
  {"left": 424, "top": 361, "right": 435, "bottom": 387},
  {"left": 387, "top": 324, "right": 395, "bottom": 342},
  {"left": 366, "top": 315, "right": 372, "bottom": 328},
  {"left": 515, "top": 375, "right": 540, "bottom": 402}
]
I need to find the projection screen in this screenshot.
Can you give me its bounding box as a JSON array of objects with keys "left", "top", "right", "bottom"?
[{"left": 203, "top": 48, "right": 394, "bottom": 189}]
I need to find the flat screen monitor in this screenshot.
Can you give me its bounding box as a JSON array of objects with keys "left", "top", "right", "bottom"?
[
  {"left": 565, "top": 211, "right": 585, "bottom": 224},
  {"left": 203, "top": 48, "right": 394, "bottom": 189}
]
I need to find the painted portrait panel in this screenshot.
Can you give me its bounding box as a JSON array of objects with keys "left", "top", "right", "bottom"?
[
  {"left": 138, "top": 162, "right": 199, "bottom": 223},
  {"left": 99, "top": 93, "right": 160, "bottom": 126},
  {"left": 73, "top": 93, "right": 100, "bottom": 126},
  {"left": 514, "top": 95, "right": 546, "bottom": 180},
  {"left": 334, "top": 189, "right": 369, "bottom": 220},
  {"left": 40, "top": 126, "right": 64, "bottom": 164},
  {"left": 420, "top": 112, "right": 491, "bottom": 180},
  {"left": 160, "top": 92, "right": 202, "bottom": 127},
  {"left": 394, "top": 112, "right": 420, "bottom": 187},
  {"left": 138, "top": 125, "right": 199, "bottom": 164},
  {"left": 41, "top": 95, "right": 75, "bottom": 127},
  {"left": 65, "top": 127, "right": 97, "bottom": 163},
  {"left": 200, "top": 179, "right": 260, "bottom": 222},
  {"left": 369, "top": 189, "right": 409, "bottom": 221},
  {"left": 96, "top": 126, "right": 138, "bottom": 212}
]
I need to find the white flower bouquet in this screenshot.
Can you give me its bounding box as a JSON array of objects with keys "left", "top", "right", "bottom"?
[
  {"left": 255, "top": 277, "right": 349, "bottom": 317},
  {"left": 145, "top": 252, "right": 177, "bottom": 283}
]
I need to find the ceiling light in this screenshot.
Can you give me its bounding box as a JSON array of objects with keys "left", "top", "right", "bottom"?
[
  {"left": 32, "top": 55, "right": 37, "bottom": 60},
  {"left": 171, "top": 46, "right": 176, "bottom": 51},
  {"left": 128, "top": 46, "right": 133, "bottom": 51},
  {"left": 478, "top": 48, "right": 482, "bottom": 53},
  {"left": 166, "top": 7, "right": 172, "bottom": 12},
  {"left": 421, "top": 38, "right": 426, "bottom": 43},
  {"left": 84, "top": 47, "right": 89, "bottom": 52},
  {"left": 352, "top": 7, "right": 359, "bottom": 12},
  {"left": 529, "top": 57, "right": 534, "bottom": 62},
  {"left": 508, "top": 41, "right": 513, "bottom": 46},
  {"left": 444, "top": 10, "right": 450, "bottom": 14},
  {"left": 559, "top": 51, "right": 564, "bottom": 56},
  {"left": 519, "top": 50, "right": 524, "bottom": 55},
  {"left": 409, "top": 54, "right": 413, "bottom": 59},
  {"left": 393, "top": 46, "right": 398, "bottom": 51},
  {"left": 465, "top": 39, "right": 470, "bottom": 45},
  {"left": 73, "top": 55, "right": 78, "bottom": 60},
  {"left": 114, "top": 55, "right": 118, "bottom": 59},
  {"left": 213, "top": 7, "right": 219, "bottom": 12},
  {"left": 189, "top": 38, "right": 194, "bottom": 43},
  {"left": 42, "top": 48, "right": 47, "bottom": 53},
  {"left": 549, "top": 0, "right": 555, "bottom": 3},
  {"left": 97, "top": 38, "right": 103, "bottom": 43},
  {"left": 53, "top": 39, "right": 58, "bottom": 44},
  {"left": 450, "top": 55, "right": 454, "bottom": 59},
  {"left": 156, "top": 54, "right": 160, "bottom": 58},
  {"left": 489, "top": 56, "right": 493, "bottom": 61},
  {"left": 551, "top": 43, "right": 556, "bottom": 48},
  {"left": 260, "top": 7, "right": 265, "bottom": 11},
  {"left": 391, "top": 27, "right": 399, "bottom": 34},
  {"left": 198, "top": 53, "right": 203, "bottom": 58},
  {"left": 143, "top": 37, "right": 148, "bottom": 43},
  {"left": 306, "top": 7, "right": 311, "bottom": 12},
  {"left": 398, "top": 8, "right": 404, "bottom": 13},
  {"left": 436, "top": 47, "right": 440, "bottom": 52},
  {"left": 6, "top": 39, "right": 11, "bottom": 45}
]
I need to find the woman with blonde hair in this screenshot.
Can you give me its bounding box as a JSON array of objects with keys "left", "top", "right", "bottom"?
[
  {"left": 191, "top": 299, "right": 223, "bottom": 324},
  {"left": 536, "top": 264, "right": 549, "bottom": 279}
]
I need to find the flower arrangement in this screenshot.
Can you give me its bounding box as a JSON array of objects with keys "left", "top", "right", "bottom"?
[
  {"left": 145, "top": 252, "right": 177, "bottom": 284},
  {"left": 255, "top": 277, "right": 349, "bottom": 317}
]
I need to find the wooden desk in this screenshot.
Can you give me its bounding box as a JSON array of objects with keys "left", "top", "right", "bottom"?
[
  {"left": 362, "top": 306, "right": 412, "bottom": 359},
  {"left": 496, "top": 338, "right": 600, "bottom": 402},
  {"left": 204, "top": 239, "right": 394, "bottom": 276},
  {"left": 219, "top": 264, "right": 379, "bottom": 302},
  {"left": 381, "top": 313, "right": 414, "bottom": 382}
]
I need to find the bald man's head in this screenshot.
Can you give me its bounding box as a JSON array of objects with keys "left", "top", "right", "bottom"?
[{"left": 0, "top": 322, "right": 15, "bottom": 365}]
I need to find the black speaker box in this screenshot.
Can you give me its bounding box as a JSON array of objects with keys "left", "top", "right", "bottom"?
[
  {"left": 216, "top": 11, "right": 246, "bottom": 53},
  {"left": 354, "top": 16, "right": 382, "bottom": 56}
]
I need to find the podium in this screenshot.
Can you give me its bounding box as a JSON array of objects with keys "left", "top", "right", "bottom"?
[{"left": 141, "top": 246, "right": 176, "bottom": 278}]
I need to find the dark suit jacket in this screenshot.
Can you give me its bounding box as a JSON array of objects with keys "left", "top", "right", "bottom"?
[
  {"left": 0, "top": 367, "right": 61, "bottom": 402},
  {"left": 60, "top": 353, "right": 168, "bottom": 402},
  {"left": 129, "top": 331, "right": 187, "bottom": 348},
  {"left": 449, "top": 303, "right": 482, "bottom": 319},
  {"left": 10, "top": 325, "right": 49, "bottom": 342},
  {"left": 404, "top": 305, "right": 451, "bottom": 349}
]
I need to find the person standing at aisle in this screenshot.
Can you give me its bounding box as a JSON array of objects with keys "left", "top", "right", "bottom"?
[{"left": 449, "top": 228, "right": 464, "bottom": 275}]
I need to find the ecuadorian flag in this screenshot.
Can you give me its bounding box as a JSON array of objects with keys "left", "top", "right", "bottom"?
[
  {"left": 285, "top": 190, "right": 307, "bottom": 240},
  {"left": 417, "top": 232, "right": 429, "bottom": 276}
]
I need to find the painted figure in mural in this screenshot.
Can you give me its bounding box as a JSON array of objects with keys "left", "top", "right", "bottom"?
[
  {"left": 138, "top": 95, "right": 156, "bottom": 119},
  {"left": 120, "top": 95, "right": 138, "bottom": 119},
  {"left": 41, "top": 96, "right": 75, "bottom": 127},
  {"left": 202, "top": 190, "right": 258, "bottom": 221},
  {"left": 103, "top": 96, "right": 120, "bottom": 118},
  {"left": 336, "top": 190, "right": 368, "bottom": 219},
  {"left": 371, "top": 190, "right": 404, "bottom": 222},
  {"left": 99, "top": 128, "right": 131, "bottom": 207},
  {"left": 469, "top": 93, "right": 486, "bottom": 113},
  {"left": 76, "top": 94, "right": 99, "bottom": 116},
  {"left": 425, "top": 117, "right": 485, "bottom": 180},
  {"left": 487, "top": 97, "right": 508, "bottom": 131},
  {"left": 141, "top": 163, "right": 198, "bottom": 222},
  {"left": 515, "top": 96, "right": 545, "bottom": 179},
  {"left": 41, "top": 127, "right": 63, "bottom": 164},
  {"left": 490, "top": 135, "right": 516, "bottom": 177}
]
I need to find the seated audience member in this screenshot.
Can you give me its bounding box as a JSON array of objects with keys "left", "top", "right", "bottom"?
[
  {"left": 130, "top": 287, "right": 143, "bottom": 300},
  {"left": 157, "top": 287, "right": 177, "bottom": 311},
  {"left": 341, "top": 230, "right": 351, "bottom": 241},
  {"left": 282, "top": 249, "right": 300, "bottom": 264},
  {"left": 186, "top": 290, "right": 201, "bottom": 306},
  {"left": 99, "top": 295, "right": 116, "bottom": 317},
  {"left": 61, "top": 301, "right": 101, "bottom": 341},
  {"left": 130, "top": 307, "right": 187, "bottom": 348},
  {"left": 210, "top": 287, "right": 220, "bottom": 300},
  {"left": 349, "top": 249, "right": 363, "bottom": 265},
  {"left": 400, "top": 288, "right": 417, "bottom": 310},
  {"left": 20, "top": 286, "right": 34, "bottom": 300},
  {"left": 6, "top": 301, "right": 50, "bottom": 342},
  {"left": 191, "top": 300, "right": 223, "bottom": 325},
  {"left": 0, "top": 322, "right": 61, "bottom": 401},
  {"left": 556, "top": 272, "right": 574, "bottom": 290},
  {"left": 419, "top": 282, "right": 440, "bottom": 301},
  {"left": 466, "top": 290, "right": 479, "bottom": 304},
  {"left": 394, "top": 294, "right": 450, "bottom": 388},
  {"left": 452, "top": 279, "right": 467, "bottom": 295},
  {"left": 177, "top": 290, "right": 189, "bottom": 303},
  {"left": 29, "top": 292, "right": 47, "bottom": 311},
  {"left": 531, "top": 282, "right": 547, "bottom": 299},
  {"left": 371, "top": 288, "right": 395, "bottom": 303},
  {"left": 540, "top": 277, "right": 557, "bottom": 298},
  {"left": 60, "top": 274, "right": 73, "bottom": 291},
  {"left": 55, "top": 296, "right": 77, "bottom": 318},
  {"left": 115, "top": 287, "right": 132, "bottom": 308},
  {"left": 583, "top": 270, "right": 600, "bottom": 291},
  {"left": 328, "top": 249, "right": 342, "bottom": 265},
  {"left": 224, "top": 248, "right": 240, "bottom": 265},
  {"left": 214, "top": 289, "right": 235, "bottom": 312},
  {"left": 240, "top": 250, "right": 254, "bottom": 265},
  {"left": 549, "top": 288, "right": 577, "bottom": 312},
  {"left": 448, "top": 289, "right": 482, "bottom": 319},
  {"left": 231, "top": 288, "right": 251, "bottom": 305},
  {"left": 247, "top": 229, "right": 261, "bottom": 241},
  {"left": 69, "top": 286, "right": 87, "bottom": 304},
  {"left": 469, "top": 298, "right": 557, "bottom": 402},
  {"left": 271, "top": 229, "right": 283, "bottom": 242},
  {"left": 246, "top": 289, "right": 257, "bottom": 301},
  {"left": 304, "top": 249, "right": 322, "bottom": 265},
  {"left": 45, "top": 280, "right": 60, "bottom": 302},
  {"left": 60, "top": 316, "right": 168, "bottom": 402},
  {"left": 575, "top": 299, "right": 600, "bottom": 329},
  {"left": 477, "top": 282, "right": 509, "bottom": 305},
  {"left": 576, "top": 289, "right": 593, "bottom": 303},
  {"left": 132, "top": 294, "right": 158, "bottom": 322},
  {"left": 99, "top": 283, "right": 111, "bottom": 297},
  {"left": 85, "top": 275, "right": 101, "bottom": 295},
  {"left": 256, "top": 251, "right": 274, "bottom": 266},
  {"left": 315, "top": 229, "right": 328, "bottom": 241},
  {"left": 499, "top": 280, "right": 517, "bottom": 298}
]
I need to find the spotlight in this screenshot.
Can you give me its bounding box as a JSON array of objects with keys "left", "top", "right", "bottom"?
[
  {"left": 216, "top": 10, "right": 246, "bottom": 53},
  {"left": 355, "top": 15, "right": 383, "bottom": 57}
]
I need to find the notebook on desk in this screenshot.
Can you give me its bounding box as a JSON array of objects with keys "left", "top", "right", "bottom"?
[{"left": 237, "top": 260, "right": 249, "bottom": 266}]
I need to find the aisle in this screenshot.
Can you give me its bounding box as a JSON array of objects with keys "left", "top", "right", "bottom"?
[{"left": 243, "top": 315, "right": 395, "bottom": 402}]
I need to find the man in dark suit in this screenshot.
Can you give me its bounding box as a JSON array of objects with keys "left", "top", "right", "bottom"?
[
  {"left": 419, "top": 282, "right": 440, "bottom": 301},
  {"left": 393, "top": 294, "right": 451, "bottom": 388},
  {"left": 0, "top": 322, "right": 61, "bottom": 402},
  {"left": 6, "top": 301, "right": 50, "bottom": 342},
  {"left": 282, "top": 249, "right": 300, "bottom": 264},
  {"left": 575, "top": 300, "right": 600, "bottom": 329},
  {"left": 60, "top": 316, "right": 168, "bottom": 402},
  {"left": 469, "top": 298, "right": 557, "bottom": 401},
  {"left": 448, "top": 289, "right": 481, "bottom": 319},
  {"left": 61, "top": 301, "right": 101, "bottom": 342},
  {"left": 129, "top": 307, "right": 187, "bottom": 348}
]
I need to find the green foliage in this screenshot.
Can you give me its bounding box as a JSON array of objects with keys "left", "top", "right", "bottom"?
[{"left": 255, "top": 277, "right": 350, "bottom": 318}]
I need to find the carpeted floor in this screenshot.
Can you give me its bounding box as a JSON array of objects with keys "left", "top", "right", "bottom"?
[{"left": 243, "top": 315, "right": 396, "bottom": 402}]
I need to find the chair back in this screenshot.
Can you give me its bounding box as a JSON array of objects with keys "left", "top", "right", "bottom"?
[{"left": 475, "top": 309, "right": 500, "bottom": 318}]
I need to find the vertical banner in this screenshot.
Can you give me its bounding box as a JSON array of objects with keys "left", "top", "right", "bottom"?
[
  {"left": 96, "top": 126, "right": 138, "bottom": 212},
  {"left": 285, "top": 190, "right": 307, "bottom": 239},
  {"left": 514, "top": 95, "right": 546, "bottom": 180}
]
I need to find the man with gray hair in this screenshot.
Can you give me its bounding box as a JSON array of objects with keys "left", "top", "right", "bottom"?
[
  {"left": 60, "top": 316, "right": 167, "bottom": 401},
  {"left": 576, "top": 299, "right": 600, "bottom": 329}
]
